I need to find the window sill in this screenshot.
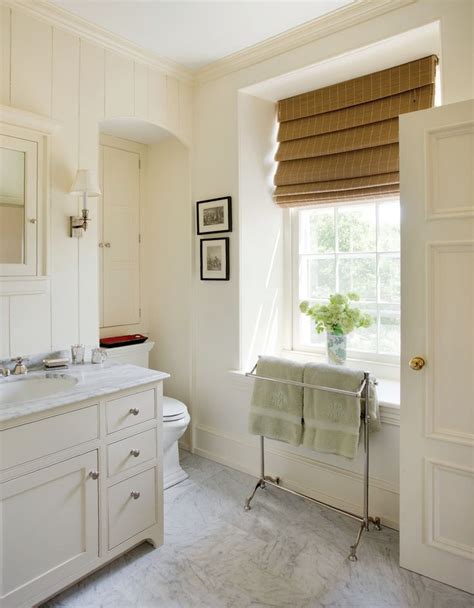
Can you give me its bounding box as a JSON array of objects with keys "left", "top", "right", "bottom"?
[{"left": 228, "top": 366, "right": 400, "bottom": 427}]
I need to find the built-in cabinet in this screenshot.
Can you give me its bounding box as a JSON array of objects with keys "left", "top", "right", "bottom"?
[
  {"left": 0, "top": 381, "right": 163, "bottom": 608},
  {"left": 0, "top": 106, "right": 57, "bottom": 359},
  {"left": 99, "top": 135, "right": 144, "bottom": 330}
]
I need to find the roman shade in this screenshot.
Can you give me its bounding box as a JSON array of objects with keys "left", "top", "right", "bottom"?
[{"left": 274, "top": 55, "right": 437, "bottom": 207}]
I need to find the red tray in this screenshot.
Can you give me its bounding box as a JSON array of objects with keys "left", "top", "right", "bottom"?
[{"left": 100, "top": 334, "right": 148, "bottom": 349}]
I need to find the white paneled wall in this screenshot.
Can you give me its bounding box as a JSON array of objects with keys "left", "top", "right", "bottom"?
[{"left": 0, "top": 5, "right": 193, "bottom": 359}]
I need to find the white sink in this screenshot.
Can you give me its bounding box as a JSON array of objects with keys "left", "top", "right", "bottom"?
[{"left": 0, "top": 375, "right": 78, "bottom": 406}]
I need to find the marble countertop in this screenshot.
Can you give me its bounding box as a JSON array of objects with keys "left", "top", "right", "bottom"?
[{"left": 0, "top": 362, "right": 169, "bottom": 424}]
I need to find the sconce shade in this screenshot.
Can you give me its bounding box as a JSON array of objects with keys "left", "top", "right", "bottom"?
[{"left": 69, "top": 169, "right": 101, "bottom": 196}]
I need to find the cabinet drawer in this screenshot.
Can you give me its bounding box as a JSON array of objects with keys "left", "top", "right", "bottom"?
[
  {"left": 106, "top": 389, "right": 155, "bottom": 434},
  {"left": 108, "top": 467, "right": 157, "bottom": 549},
  {"left": 107, "top": 428, "right": 157, "bottom": 478},
  {"left": 0, "top": 405, "right": 99, "bottom": 471}
]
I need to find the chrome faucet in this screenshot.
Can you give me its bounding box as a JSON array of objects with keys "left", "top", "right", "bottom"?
[
  {"left": 11, "top": 356, "right": 28, "bottom": 375},
  {"left": 1, "top": 367, "right": 10, "bottom": 377}
]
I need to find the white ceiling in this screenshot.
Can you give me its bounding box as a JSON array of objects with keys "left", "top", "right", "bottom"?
[{"left": 53, "top": 1, "right": 354, "bottom": 69}]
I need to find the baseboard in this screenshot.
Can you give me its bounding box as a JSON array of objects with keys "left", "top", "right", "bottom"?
[{"left": 193, "top": 423, "right": 399, "bottom": 530}]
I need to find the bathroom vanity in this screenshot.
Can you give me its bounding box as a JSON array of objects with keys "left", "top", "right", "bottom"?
[{"left": 0, "top": 363, "right": 168, "bottom": 608}]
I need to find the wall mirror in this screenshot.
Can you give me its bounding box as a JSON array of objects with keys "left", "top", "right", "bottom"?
[
  {"left": 0, "top": 138, "right": 37, "bottom": 271},
  {"left": 0, "top": 106, "right": 57, "bottom": 280}
]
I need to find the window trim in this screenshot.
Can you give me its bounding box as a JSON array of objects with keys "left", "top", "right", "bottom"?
[{"left": 286, "top": 199, "right": 401, "bottom": 374}]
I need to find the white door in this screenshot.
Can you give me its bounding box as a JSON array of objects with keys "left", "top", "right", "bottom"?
[
  {"left": 400, "top": 99, "right": 474, "bottom": 592},
  {"left": 100, "top": 144, "right": 140, "bottom": 328},
  {"left": 0, "top": 451, "right": 99, "bottom": 606}
]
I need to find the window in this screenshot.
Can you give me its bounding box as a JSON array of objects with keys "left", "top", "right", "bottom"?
[{"left": 292, "top": 199, "right": 400, "bottom": 363}]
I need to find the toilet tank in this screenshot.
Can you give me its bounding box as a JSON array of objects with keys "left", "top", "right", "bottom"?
[{"left": 103, "top": 341, "right": 155, "bottom": 368}]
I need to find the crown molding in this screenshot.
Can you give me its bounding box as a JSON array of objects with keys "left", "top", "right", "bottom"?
[
  {"left": 2, "top": 0, "right": 416, "bottom": 86},
  {"left": 1, "top": 0, "right": 194, "bottom": 83},
  {"left": 194, "top": 0, "right": 416, "bottom": 83}
]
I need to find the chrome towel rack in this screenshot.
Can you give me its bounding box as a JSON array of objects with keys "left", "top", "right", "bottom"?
[{"left": 244, "top": 361, "right": 381, "bottom": 562}]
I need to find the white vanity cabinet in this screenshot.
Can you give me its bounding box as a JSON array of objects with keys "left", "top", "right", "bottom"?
[{"left": 0, "top": 380, "right": 163, "bottom": 608}]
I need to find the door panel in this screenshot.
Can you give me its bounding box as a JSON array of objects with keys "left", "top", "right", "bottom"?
[
  {"left": 0, "top": 451, "right": 99, "bottom": 601},
  {"left": 400, "top": 99, "right": 474, "bottom": 593},
  {"left": 101, "top": 145, "right": 140, "bottom": 327}
]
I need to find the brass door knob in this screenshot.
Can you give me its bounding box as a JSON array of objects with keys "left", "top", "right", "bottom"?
[{"left": 409, "top": 356, "right": 425, "bottom": 371}]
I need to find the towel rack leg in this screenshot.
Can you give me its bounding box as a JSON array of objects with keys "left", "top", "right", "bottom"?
[
  {"left": 260, "top": 436, "right": 266, "bottom": 489},
  {"left": 244, "top": 437, "right": 280, "bottom": 511}
]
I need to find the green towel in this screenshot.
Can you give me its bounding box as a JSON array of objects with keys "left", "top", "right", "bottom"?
[
  {"left": 249, "top": 356, "right": 304, "bottom": 446},
  {"left": 302, "top": 363, "right": 380, "bottom": 459}
]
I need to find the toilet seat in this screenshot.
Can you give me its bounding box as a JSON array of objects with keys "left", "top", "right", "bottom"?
[{"left": 163, "top": 396, "right": 188, "bottom": 422}]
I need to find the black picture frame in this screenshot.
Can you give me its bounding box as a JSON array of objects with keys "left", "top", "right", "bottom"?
[
  {"left": 196, "top": 196, "right": 232, "bottom": 235},
  {"left": 200, "top": 237, "right": 230, "bottom": 281}
]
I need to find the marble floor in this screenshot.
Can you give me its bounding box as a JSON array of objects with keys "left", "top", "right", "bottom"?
[{"left": 44, "top": 451, "right": 473, "bottom": 608}]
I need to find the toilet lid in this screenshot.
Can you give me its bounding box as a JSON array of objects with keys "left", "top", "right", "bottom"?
[{"left": 163, "top": 396, "right": 188, "bottom": 421}]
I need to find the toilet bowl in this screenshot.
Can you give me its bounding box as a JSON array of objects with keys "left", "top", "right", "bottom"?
[{"left": 163, "top": 396, "right": 190, "bottom": 489}]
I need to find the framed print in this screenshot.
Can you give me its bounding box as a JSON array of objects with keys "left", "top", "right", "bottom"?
[
  {"left": 200, "top": 237, "right": 229, "bottom": 281},
  {"left": 196, "top": 196, "right": 232, "bottom": 234}
]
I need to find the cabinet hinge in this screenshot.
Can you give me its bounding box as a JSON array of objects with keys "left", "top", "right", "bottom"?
[
  {"left": 139, "top": 159, "right": 141, "bottom": 169},
  {"left": 138, "top": 233, "right": 141, "bottom": 244},
  {"left": 139, "top": 308, "right": 142, "bottom": 318}
]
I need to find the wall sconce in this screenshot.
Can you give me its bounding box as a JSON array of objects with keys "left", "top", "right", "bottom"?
[{"left": 69, "top": 169, "right": 101, "bottom": 237}]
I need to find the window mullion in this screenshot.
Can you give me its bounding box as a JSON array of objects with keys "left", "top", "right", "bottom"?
[
  {"left": 334, "top": 206, "right": 339, "bottom": 292},
  {"left": 376, "top": 201, "right": 380, "bottom": 355}
]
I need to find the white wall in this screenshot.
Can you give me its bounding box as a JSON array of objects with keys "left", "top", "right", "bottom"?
[
  {"left": 0, "top": 5, "right": 192, "bottom": 358},
  {"left": 147, "top": 137, "right": 192, "bottom": 446},
  {"left": 191, "top": 0, "right": 474, "bottom": 527},
  {"left": 239, "top": 93, "right": 282, "bottom": 371}
]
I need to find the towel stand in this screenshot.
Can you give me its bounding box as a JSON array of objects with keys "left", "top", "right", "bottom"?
[{"left": 244, "top": 362, "right": 381, "bottom": 561}]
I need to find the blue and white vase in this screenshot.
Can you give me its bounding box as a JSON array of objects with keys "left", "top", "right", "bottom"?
[{"left": 327, "top": 332, "right": 347, "bottom": 365}]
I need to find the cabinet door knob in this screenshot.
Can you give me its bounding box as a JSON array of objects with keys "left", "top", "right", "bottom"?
[
  {"left": 98, "top": 242, "right": 104, "bottom": 248},
  {"left": 129, "top": 408, "right": 140, "bottom": 416},
  {"left": 104, "top": 242, "right": 111, "bottom": 248},
  {"left": 409, "top": 356, "right": 426, "bottom": 371},
  {"left": 130, "top": 491, "right": 141, "bottom": 500},
  {"left": 29, "top": 218, "right": 37, "bottom": 224},
  {"left": 130, "top": 449, "right": 140, "bottom": 457},
  {"left": 89, "top": 471, "right": 99, "bottom": 480}
]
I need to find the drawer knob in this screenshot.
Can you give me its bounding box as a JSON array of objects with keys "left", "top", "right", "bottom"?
[
  {"left": 130, "top": 491, "right": 141, "bottom": 500},
  {"left": 129, "top": 408, "right": 140, "bottom": 416},
  {"left": 89, "top": 471, "right": 100, "bottom": 480},
  {"left": 130, "top": 449, "right": 140, "bottom": 458}
]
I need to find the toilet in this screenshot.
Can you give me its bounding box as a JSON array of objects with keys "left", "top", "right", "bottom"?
[{"left": 163, "top": 396, "right": 191, "bottom": 489}]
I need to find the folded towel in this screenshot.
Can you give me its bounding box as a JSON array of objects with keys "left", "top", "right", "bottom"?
[
  {"left": 302, "top": 364, "right": 380, "bottom": 459},
  {"left": 249, "top": 356, "right": 304, "bottom": 446}
]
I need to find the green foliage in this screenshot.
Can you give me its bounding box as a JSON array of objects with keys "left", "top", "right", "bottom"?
[{"left": 299, "top": 292, "right": 373, "bottom": 336}]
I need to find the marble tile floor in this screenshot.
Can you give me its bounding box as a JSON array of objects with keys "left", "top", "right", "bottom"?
[{"left": 43, "top": 451, "right": 473, "bottom": 608}]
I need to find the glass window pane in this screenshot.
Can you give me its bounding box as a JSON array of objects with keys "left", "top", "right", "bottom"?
[
  {"left": 338, "top": 255, "right": 376, "bottom": 302},
  {"left": 306, "top": 257, "right": 336, "bottom": 300},
  {"left": 300, "top": 208, "right": 335, "bottom": 254},
  {"left": 347, "top": 305, "right": 377, "bottom": 353},
  {"left": 337, "top": 204, "right": 376, "bottom": 253},
  {"left": 378, "top": 201, "right": 400, "bottom": 252},
  {"left": 379, "top": 254, "right": 400, "bottom": 303},
  {"left": 379, "top": 310, "right": 400, "bottom": 355},
  {"left": 309, "top": 318, "right": 325, "bottom": 346}
]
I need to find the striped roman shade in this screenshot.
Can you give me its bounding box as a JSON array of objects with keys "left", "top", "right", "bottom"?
[{"left": 274, "top": 55, "right": 437, "bottom": 207}]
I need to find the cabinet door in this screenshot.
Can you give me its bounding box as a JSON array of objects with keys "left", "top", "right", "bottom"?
[
  {"left": 101, "top": 144, "right": 140, "bottom": 327},
  {"left": 0, "top": 451, "right": 99, "bottom": 605}
]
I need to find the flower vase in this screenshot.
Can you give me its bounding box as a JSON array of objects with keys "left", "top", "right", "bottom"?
[{"left": 327, "top": 332, "right": 347, "bottom": 365}]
